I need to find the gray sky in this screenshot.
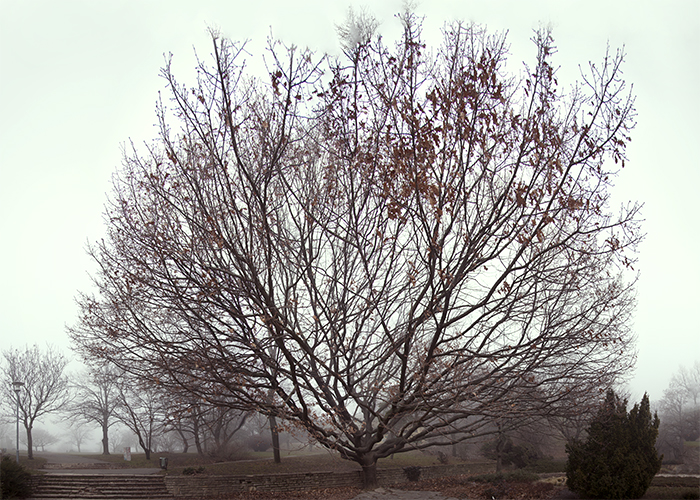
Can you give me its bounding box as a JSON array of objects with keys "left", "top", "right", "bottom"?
[{"left": 1, "top": 0, "right": 698, "bottom": 405}]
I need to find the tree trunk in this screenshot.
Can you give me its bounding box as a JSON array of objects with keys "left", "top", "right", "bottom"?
[
  {"left": 137, "top": 435, "right": 151, "bottom": 460},
  {"left": 269, "top": 415, "right": 281, "bottom": 464},
  {"left": 26, "top": 427, "right": 34, "bottom": 460},
  {"left": 101, "top": 422, "right": 110, "bottom": 455},
  {"left": 495, "top": 425, "right": 505, "bottom": 473},
  {"left": 496, "top": 435, "right": 505, "bottom": 472},
  {"left": 360, "top": 455, "right": 378, "bottom": 489},
  {"left": 194, "top": 430, "right": 203, "bottom": 455},
  {"left": 192, "top": 417, "right": 204, "bottom": 457},
  {"left": 177, "top": 428, "right": 189, "bottom": 453}
]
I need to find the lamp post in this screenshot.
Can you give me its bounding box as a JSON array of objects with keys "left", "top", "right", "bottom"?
[{"left": 13, "top": 381, "right": 24, "bottom": 463}]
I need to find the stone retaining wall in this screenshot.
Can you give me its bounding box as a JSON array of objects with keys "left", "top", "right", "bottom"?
[
  {"left": 164, "top": 461, "right": 490, "bottom": 497},
  {"left": 42, "top": 462, "right": 127, "bottom": 469}
]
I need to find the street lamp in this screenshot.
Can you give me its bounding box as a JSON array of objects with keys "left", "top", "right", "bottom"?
[{"left": 13, "top": 381, "right": 24, "bottom": 463}]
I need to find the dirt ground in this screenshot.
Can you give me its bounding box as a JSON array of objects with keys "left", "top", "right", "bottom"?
[{"left": 220, "top": 476, "right": 570, "bottom": 500}]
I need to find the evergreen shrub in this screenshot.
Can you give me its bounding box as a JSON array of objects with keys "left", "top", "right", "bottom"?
[
  {"left": 403, "top": 466, "right": 421, "bottom": 481},
  {"left": 1, "top": 456, "right": 32, "bottom": 498},
  {"left": 182, "top": 465, "right": 206, "bottom": 475},
  {"left": 566, "top": 389, "right": 663, "bottom": 499}
]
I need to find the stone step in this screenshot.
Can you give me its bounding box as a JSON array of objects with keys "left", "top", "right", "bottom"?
[
  {"left": 31, "top": 475, "right": 173, "bottom": 499},
  {"left": 38, "top": 476, "right": 165, "bottom": 483}
]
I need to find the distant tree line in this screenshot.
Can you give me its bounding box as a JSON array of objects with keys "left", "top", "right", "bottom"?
[
  {"left": 656, "top": 361, "right": 700, "bottom": 468},
  {"left": 3, "top": 342, "right": 689, "bottom": 487},
  {"left": 0, "top": 345, "right": 310, "bottom": 459}
]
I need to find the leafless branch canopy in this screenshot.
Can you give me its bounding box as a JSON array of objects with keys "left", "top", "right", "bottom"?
[{"left": 70, "top": 13, "right": 640, "bottom": 479}]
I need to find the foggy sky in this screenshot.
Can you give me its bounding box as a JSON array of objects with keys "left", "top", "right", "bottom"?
[{"left": 1, "top": 0, "right": 698, "bottom": 414}]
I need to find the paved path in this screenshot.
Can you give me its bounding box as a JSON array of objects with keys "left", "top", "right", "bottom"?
[{"left": 349, "top": 488, "right": 459, "bottom": 500}]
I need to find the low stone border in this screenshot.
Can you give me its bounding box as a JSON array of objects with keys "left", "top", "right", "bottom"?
[
  {"left": 43, "top": 462, "right": 128, "bottom": 469},
  {"left": 164, "top": 461, "right": 492, "bottom": 497}
]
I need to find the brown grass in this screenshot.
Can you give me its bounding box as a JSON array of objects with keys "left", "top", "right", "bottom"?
[
  {"left": 16, "top": 455, "right": 48, "bottom": 470},
  {"left": 79, "top": 449, "right": 488, "bottom": 476},
  {"left": 643, "top": 476, "right": 700, "bottom": 499}
]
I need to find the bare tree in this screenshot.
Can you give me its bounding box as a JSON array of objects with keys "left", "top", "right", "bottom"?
[
  {"left": 198, "top": 405, "right": 249, "bottom": 458},
  {"left": 67, "top": 423, "right": 92, "bottom": 453},
  {"left": 657, "top": 362, "right": 700, "bottom": 463},
  {"left": 1, "top": 345, "right": 70, "bottom": 459},
  {"left": 546, "top": 386, "right": 614, "bottom": 445},
  {"left": 162, "top": 394, "right": 250, "bottom": 457},
  {"left": 65, "top": 366, "right": 121, "bottom": 454},
  {"left": 27, "top": 428, "right": 59, "bottom": 452},
  {"left": 70, "top": 11, "right": 640, "bottom": 487},
  {"left": 0, "top": 423, "right": 12, "bottom": 450},
  {"left": 674, "top": 361, "right": 700, "bottom": 407},
  {"left": 155, "top": 431, "right": 181, "bottom": 453},
  {"left": 109, "top": 427, "right": 136, "bottom": 455},
  {"left": 114, "top": 378, "right": 164, "bottom": 461},
  {"left": 161, "top": 395, "right": 202, "bottom": 455}
]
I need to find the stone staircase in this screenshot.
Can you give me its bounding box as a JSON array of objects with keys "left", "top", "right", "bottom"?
[{"left": 30, "top": 474, "right": 172, "bottom": 499}]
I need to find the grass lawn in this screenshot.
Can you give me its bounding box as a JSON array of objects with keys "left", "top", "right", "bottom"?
[
  {"left": 78, "top": 449, "right": 495, "bottom": 476},
  {"left": 80, "top": 451, "right": 214, "bottom": 469},
  {"left": 524, "top": 458, "right": 567, "bottom": 474}
]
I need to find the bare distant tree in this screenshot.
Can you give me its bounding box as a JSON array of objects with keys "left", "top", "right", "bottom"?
[
  {"left": 114, "top": 378, "right": 164, "bottom": 460},
  {"left": 546, "top": 385, "right": 621, "bottom": 445},
  {"left": 674, "top": 361, "right": 700, "bottom": 407},
  {"left": 67, "top": 423, "right": 92, "bottom": 453},
  {"left": 1, "top": 345, "right": 70, "bottom": 459},
  {"left": 162, "top": 395, "right": 249, "bottom": 457},
  {"left": 70, "top": 10, "right": 640, "bottom": 487},
  {"left": 66, "top": 366, "right": 121, "bottom": 454},
  {"left": 160, "top": 394, "right": 200, "bottom": 454},
  {"left": 0, "top": 422, "right": 13, "bottom": 450},
  {"left": 658, "top": 384, "right": 689, "bottom": 462},
  {"left": 28, "top": 428, "right": 59, "bottom": 452},
  {"left": 155, "top": 431, "right": 181, "bottom": 453},
  {"left": 199, "top": 405, "right": 249, "bottom": 458},
  {"left": 657, "top": 362, "right": 700, "bottom": 462},
  {"left": 109, "top": 427, "right": 136, "bottom": 455}
]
